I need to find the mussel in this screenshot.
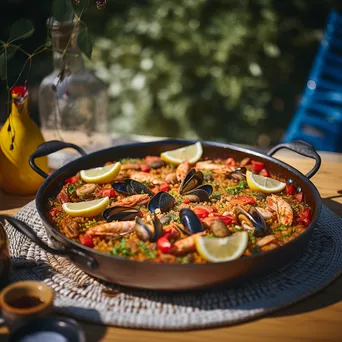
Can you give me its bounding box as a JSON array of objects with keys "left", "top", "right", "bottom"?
[
  {"left": 103, "top": 206, "right": 141, "bottom": 222},
  {"left": 179, "top": 169, "right": 213, "bottom": 202},
  {"left": 209, "top": 219, "right": 232, "bottom": 237},
  {"left": 148, "top": 191, "right": 175, "bottom": 213},
  {"left": 135, "top": 214, "right": 163, "bottom": 242},
  {"left": 179, "top": 208, "right": 204, "bottom": 235},
  {"left": 227, "top": 167, "right": 247, "bottom": 181},
  {"left": 235, "top": 206, "right": 272, "bottom": 237},
  {"left": 112, "top": 179, "right": 153, "bottom": 197}
]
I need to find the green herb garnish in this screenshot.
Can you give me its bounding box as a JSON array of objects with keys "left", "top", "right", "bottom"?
[
  {"left": 67, "top": 185, "right": 76, "bottom": 196},
  {"left": 138, "top": 241, "right": 155, "bottom": 259},
  {"left": 225, "top": 180, "right": 246, "bottom": 195},
  {"left": 112, "top": 239, "right": 134, "bottom": 257}
]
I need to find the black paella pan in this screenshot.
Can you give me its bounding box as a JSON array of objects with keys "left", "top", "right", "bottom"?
[{"left": 0, "top": 139, "right": 322, "bottom": 291}]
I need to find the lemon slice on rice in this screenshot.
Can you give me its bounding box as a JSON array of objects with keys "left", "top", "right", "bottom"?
[
  {"left": 160, "top": 142, "right": 203, "bottom": 165},
  {"left": 80, "top": 162, "right": 121, "bottom": 184},
  {"left": 195, "top": 232, "right": 248, "bottom": 262},
  {"left": 62, "top": 197, "right": 109, "bottom": 217},
  {"left": 246, "top": 170, "right": 286, "bottom": 194}
]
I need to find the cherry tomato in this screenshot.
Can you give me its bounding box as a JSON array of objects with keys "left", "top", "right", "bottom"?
[
  {"left": 159, "top": 183, "right": 169, "bottom": 192},
  {"left": 140, "top": 164, "right": 151, "bottom": 172},
  {"left": 259, "top": 168, "right": 269, "bottom": 177},
  {"left": 157, "top": 234, "right": 173, "bottom": 254},
  {"left": 251, "top": 160, "right": 265, "bottom": 173},
  {"left": 97, "top": 188, "right": 116, "bottom": 198},
  {"left": 285, "top": 184, "right": 296, "bottom": 195},
  {"left": 79, "top": 234, "right": 94, "bottom": 248},
  {"left": 64, "top": 176, "right": 79, "bottom": 184},
  {"left": 296, "top": 207, "right": 311, "bottom": 226},
  {"left": 183, "top": 199, "right": 191, "bottom": 204}
]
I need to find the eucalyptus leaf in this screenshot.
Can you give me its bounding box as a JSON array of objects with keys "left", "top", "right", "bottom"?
[
  {"left": 78, "top": 25, "right": 92, "bottom": 59},
  {"left": 9, "top": 19, "right": 34, "bottom": 42},
  {"left": 53, "top": 0, "right": 74, "bottom": 22}
]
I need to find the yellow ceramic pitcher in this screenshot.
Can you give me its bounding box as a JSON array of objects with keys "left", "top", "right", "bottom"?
[{"left": 0, "top": 86, "right": 48, "bottom": 195}]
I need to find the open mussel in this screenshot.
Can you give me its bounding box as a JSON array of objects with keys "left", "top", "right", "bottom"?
[
  {"left": 179, "top": 208, "right": 204, "bottom": 235},
  {"left": 235, "top": 206, "right": 271, "bottom": 237},
  {"left": 135, "top": 213, "right": 163, "bottom": 242},
  {"left": 112, "top": 179, "right": 153, "bottom": 197},
  {"left": 148, "top": 191, "right": 175, "bottom": 213},
  {"left": 179, "top": 169, "right": 213, "bottom": 202},
  {"left": 227, "top": 167, "right": 246, "bottom": 181},
  {"left": 103, "top": 206, "right": 141, "bottom": 222}
]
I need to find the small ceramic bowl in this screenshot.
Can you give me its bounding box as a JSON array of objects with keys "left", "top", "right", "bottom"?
[
  {"left": 0, "top": 222, "right": 10, "bottom": 290},
  {"left": 9, "top": 316, "right": 86, "bottom": 342},
  {"left": 0, "top": 280, "right": 54, "bottom": 328}
]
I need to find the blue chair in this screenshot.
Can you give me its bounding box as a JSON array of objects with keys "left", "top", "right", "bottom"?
[{"left": 282, "top": 10, "right": 342, "bottom": 152}]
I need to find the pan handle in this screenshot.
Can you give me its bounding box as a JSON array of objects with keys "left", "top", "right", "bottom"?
[
  {"left": 267, "top": 140, "right": 321, "bottom": 179},
  {"left": 0, "top": 215, "right": 98, "bottom": 270},
  {"left": 29, "top": 140, "right": 87, "bottom": 179}
]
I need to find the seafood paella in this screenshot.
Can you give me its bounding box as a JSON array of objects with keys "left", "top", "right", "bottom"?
[{"left": 48, "top": 143, "right": 312, "bottom": 264}]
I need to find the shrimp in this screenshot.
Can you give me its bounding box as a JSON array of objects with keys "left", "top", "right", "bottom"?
[
  {"left": 111, "top": 194, "right": 150, "bottom": 207},
  {"left": 176, "top": 162, "right": 190, "bottom": 182},
  {"left": 267, "top": 195, "right": 293, "bottom": 226},
  {"left": 195, "top": 161, "right": 233, "bottom": 173},
  {"left": 87, "top": 221, "right": 135, "bottom": 237},
  {"left": 171, "top": 232, "right": 204, "bottom": 255},
  {"left": 256, "top": 235, "right": 276, "bottom": 247},
  {"left": 130, "top": 172, "right": 163, "bottom": 185},
  {"left": 255, "top": 207, "right": 273, "bottom": 220}
]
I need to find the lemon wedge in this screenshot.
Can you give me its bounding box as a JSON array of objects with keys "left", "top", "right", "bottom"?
[
  {"left": 246, "top": 170, "right": 286, "bottom": 193},
  {"left": 160, "top": 142, "right": 203, "bottom": 165},
  {"left": 62, "top": 197, "right": 109, "bottom": 217},
  {"left": 80, "top": 162, "right": 121, "bottom": 184},
  {"left": 195, "top": 232, "right": 248, "bottom": 262}
]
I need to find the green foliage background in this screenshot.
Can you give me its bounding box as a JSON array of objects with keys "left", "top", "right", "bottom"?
[{"left": 1, "top": 0, "right": 341, "bottom": 146}]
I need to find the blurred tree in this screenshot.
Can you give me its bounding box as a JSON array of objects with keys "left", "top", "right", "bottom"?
[{"left": 1, "top": 0, "right": 341, "bottom": 146}]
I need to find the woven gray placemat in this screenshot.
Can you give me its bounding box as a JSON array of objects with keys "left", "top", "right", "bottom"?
[{"left": 4, "top": 201, "right": 342, "bottom": 330}]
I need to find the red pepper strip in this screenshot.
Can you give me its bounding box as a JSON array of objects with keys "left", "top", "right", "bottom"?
[
  {"left": 296, "top": 207, "right": 311, "bottom": 226},
  {"left": 295, "top": 192, "right": 303, "bottom": 202},
  {"left": 49, "top": 207, "right": 61, "bottom": 218},
  {"left": 152, "top": 187, "right": 160, "bottom": 194},
  {"left": 259, "top": 168, "right": 269, "bottom": 177},
  {"left": 140, "top": 163, "right": 151, "bottom": 172},
  {"left": 79, "top": 234, "right": 94, "bottom": 248},
  {"left": 285, "top": 184, "right": 296, "bottom": 195},
  {"left": 183, "top": 199, "right": 190, "bottom": 204},
  {"left": 225, "top": 157, "right": 236, "bottom": 166},
  {"left": 251, "top": 160, "right": 265, "bottom": 173},
  {"left": 157, "top": 227, "right": 179, "bottom": 254},
  {"left": 210, "top": 213, "right": 236, "bottom": 225},
  {"left": 64, "top": 175, "right": 79, "bottom": 184},
  {"left": 193, "top": 207, "right": 210, "bottom": 219},
  {"left": 231, "top": 195, "right": 256, "bottom": 206}
]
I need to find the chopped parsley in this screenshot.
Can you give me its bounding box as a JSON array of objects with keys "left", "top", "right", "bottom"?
[
  {"left": 225, "top": 181, "right": 246, "bottom": 195},
  {"left": 167, "top": 213, "right": 181, "bottom": 223},
  {"left": 112, "top": 239, "right": 134, "bottom": 257},
  {"left": 137, "top": 241, "right": 155, "bottom": 259},
  {"left": 67, "top": 185, "right": 76, "bottom": 196},
  {"left": 274, "top": 224, "right": 287, "bottom": 232},
  {"left": 177, "top": 255, "right": 191, "bottom": 264}
]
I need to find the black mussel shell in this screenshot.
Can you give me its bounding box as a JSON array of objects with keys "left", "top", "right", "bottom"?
[
  {"left": 148, "top": 191, "right": 175, "bottom": 213},
  {"left": 180, "top": 169, "right": 204, "bottom": 195},
  {"left": 183, "top": 188, "right": 210, "bottom": 202},
  {"left": 135, "top": 214, "right": 163, "bottom": 242},
  {"left": 112, "top": 181, "right": 130, "bottom": 195},
  {"left": 296, "top": 186, "right": 302, "bottom": 194},
  {"left": 235, "top": 206, "right": 270, "bottom": 237},
  {"left": 128, "top": 179, "right": 153, "bottom": 196},
  {"left": 287, "top": 178, "right": 293, "bottom": 185},
  {"left": 104, "top": 206, "right": 141, "bottom": 222},
  {"left": 196, "top": 184, "right": 213, "bottom": 195},
  {"left": 227, "top": 171, "right": 246, "bottom": 181},
  {"left": 180, "top": 208, "right": 203, "bottom": 234}
]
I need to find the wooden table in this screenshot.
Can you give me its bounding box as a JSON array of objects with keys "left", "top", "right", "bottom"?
[{"left": 1, "top": 148, "right": 342, "bottom": 342}]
